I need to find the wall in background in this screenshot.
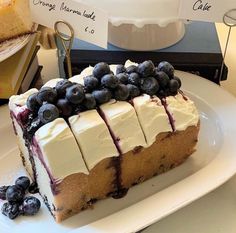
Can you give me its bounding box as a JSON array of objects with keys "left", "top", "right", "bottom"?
[{"left": 216, "top": 23, "right": 236, "bottom": 96}]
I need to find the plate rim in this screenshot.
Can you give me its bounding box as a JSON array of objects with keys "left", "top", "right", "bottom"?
[{"left": 1, "top": 71, "right": 236, "bottom": 233}]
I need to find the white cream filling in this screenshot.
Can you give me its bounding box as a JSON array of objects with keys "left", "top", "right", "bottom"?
[
  {"left": 33, "top": 155, "right": 55, "bottom": 213},
  {"left": 69, "top": 110, "right": 119, "bottom": 170},
  {"left": 100, "top": 100, "right": 147, "bottom": 154},
  {"left": 166, "top": 93, "right": 199, "bottom": 131},
  {"left": 133, "top": 94, "right": 172, "bottom": 146},
  {"left": 13, "top": 117, "right": 34, "bottom": 178},
  {"left": 34, "top": 118, "right": 89, "bottom": 180},
  {"left": 42, "top": 78, "right": 63, "bottom": 88}
]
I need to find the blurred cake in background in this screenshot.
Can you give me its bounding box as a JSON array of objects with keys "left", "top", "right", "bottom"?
[{"left": 0, "top": 0, "right": 34, "bottom": 42}]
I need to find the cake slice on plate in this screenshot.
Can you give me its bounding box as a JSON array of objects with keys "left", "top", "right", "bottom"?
[{"left": 7, "top": 60, "right": 200, "bottom": 222}]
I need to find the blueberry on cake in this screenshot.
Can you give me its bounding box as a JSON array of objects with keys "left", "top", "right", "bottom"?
[{"left": 8, "top": 60, "right": 200, "bottom": 222}]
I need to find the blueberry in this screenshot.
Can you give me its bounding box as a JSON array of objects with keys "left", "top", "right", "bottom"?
[
  {"left": 157, "top": 61, "right": 175, "bottom": 78},
  {"left": 114, "top": 84, "right": 130, "bottom": 101},
  {"left": 84, "top": 75, "right": 99, "bottom": 92},
  {"left": 56, "top": 99, "right": 72, "bottom": 117},
  {"left": 92, "top": 88, "right": 111, "bottom": 105},
  {"left": 38, "top": 104, "right": 59, "bottom": 124},
  {"left": 73, "top": 105, "right": 86, "bottom": 114},
  {"left": 141, "top": 77, "right": 159, "bottom": 96},
  {"left": 6, "top": 185, "right": 24, "bottom": 203},
  {"left": 127, "top": 84, "right": 140, "bottom": 98},
  {"left": 66, "top": 84, "right": 85, "bottom": 104},
  {"left": 93, "top": 62, "right": 110, "bottom": 79},
  {"left": 26, "top": 93, "right": 41, "bottom": 113},
  {"left": 138, "top": 60, "right": 155, "bottom": 77},
  {"left": 173, "top": 76, "right": 182, "bottom": 88},
  {"left": 169, "top": 79, "right": 179, "bottom": 95},
  {"left": 155, "top": 71, "right": 170, "bottom": 88},
  {"left": 101, "top": 74, "right": 119, "bottom": 89},
  {"left": 126, "top": 65, "right": 138, "bottom": 74},
  {"left": 116, "top": 73, "right": 128, "bottom": 84},
  {"left": 116, "top": 64, "right": 126, "bottom": 74},
  {"left": 82, "top": 93, "right": 96, "bottom": 110},
  {"left": 0, "top": 186, "right": 9, "bottom": 200},
  {"left": 157, "top": 89, "right": 167, "bottom": 98},
  {"left": 1, "top": 202, "right": 20, "bottom": 219},
  {"left": 55, "top": 79, "right": 73, "bottom": 97},
  {"left": 37, "top": 87, "right": 57, "bottom": 105},
  {"left": 28, "top": 182, "right": 39, "bottom": 194},
  {"left": 20, "top": 196, "right": 41, "bottom": 216},
  {"left": 15, "top": 176, "right": 30, "bottom": 191},
  {"left": 128, "top": 72, "right": 140, "bottom": 86}
]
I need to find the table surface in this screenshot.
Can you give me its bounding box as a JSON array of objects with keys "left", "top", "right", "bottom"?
[{"left": 37, "top": 23, "right": 236, "bottom": 233}]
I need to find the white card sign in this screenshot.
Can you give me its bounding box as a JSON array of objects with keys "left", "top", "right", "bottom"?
[
  {"left": 179, "top": 0, "right": 236, "bottom": 23},
  {"left": 30, "top": 0, "right": 108, "bottom": 48}
]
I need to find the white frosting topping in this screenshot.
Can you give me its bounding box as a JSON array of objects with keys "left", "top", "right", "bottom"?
[
  {"left": 69, "top": 110, "right": 119, "bottom": 170},
  {"left": 125, "top": 60, "right": 138, "bottom": 67},
  {"left": 69, "top": 66, "right": 94, "bottom": 86},
  {"left": 9, "top": 88, "right": 38, "bottom": 115},
  {"left": 133, "top": 94, "right": 172, "bottom": 146},
  {"left": 69, "top": 75, "right": 84, "bottom": 85},
  {"left": 166, "top": 93, "right": 199, "bottom": 131},
  {"left": 100, "top": 100, "right": 147, "bottom": 154},
  {"left": 42, "top": 78, "right": 63, "bottom": 88},
  {"left": 34, "top": 118, "right": 89, "bottom": 180}
]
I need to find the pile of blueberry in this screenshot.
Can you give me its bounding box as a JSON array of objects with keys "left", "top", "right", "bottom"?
[
  {"left": 0, "top": 177, "right": 41, "bottom": 220},
  {"left": 26, "top": 60, "right": 181, "bottom": 125}
]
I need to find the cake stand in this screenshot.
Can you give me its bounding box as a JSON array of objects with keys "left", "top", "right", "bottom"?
[{"left": 77, "top": 0, "right": 185, "bottom": 50}]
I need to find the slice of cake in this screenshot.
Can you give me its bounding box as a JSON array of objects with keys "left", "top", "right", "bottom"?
[
  {"left": 32, "top": 118, "right": 90, "bottom": 222},
  {"left": 0, "top": 0, "right": 33, "bottom": 42},
  {"left": 7, "top": 60, "right": 200, "bottom": 222},
  {"left": 69, "top": 110, "right": 119, "bottom": 199},
  {"left": 9, "top": 88, "right": 38, "bottom": 179}
]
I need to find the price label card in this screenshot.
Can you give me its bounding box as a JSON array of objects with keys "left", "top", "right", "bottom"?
[
  {"left": 30, "top": 0, "right": 108, "bottom": 48},
  {"left": 179, "top": 0, "right": 236, "bottom": 23}
]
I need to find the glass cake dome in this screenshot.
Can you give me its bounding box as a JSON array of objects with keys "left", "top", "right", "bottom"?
[{"left": 77, "top": 0, "right": 185, "bottom": 50}]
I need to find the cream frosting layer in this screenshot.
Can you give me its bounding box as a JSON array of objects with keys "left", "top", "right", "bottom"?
[
  {"left": 100, "top": 100, "right": 147, "bottom": 154},
  {"left": 34, "top": 118, "right": 89, "bottom": 180},
  {"left": 133, "top": 94, "right": 172, "bottom": 146},
  {"left": 69, "top": 110, "right": 119, "bottom": 170},
  {"left": 165, "top": 93, "right": 199, "bottom": 131},
  {"left": 42, "top": 78, "right": 63, "bottom": 88}
]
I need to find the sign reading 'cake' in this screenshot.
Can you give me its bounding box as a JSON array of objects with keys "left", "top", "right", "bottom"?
[
  {"left": 30, "top": 0, "right": 108, "bottom": 48},
  {"left": 179, "top": 0, "right": 236, "bottom": 24}
]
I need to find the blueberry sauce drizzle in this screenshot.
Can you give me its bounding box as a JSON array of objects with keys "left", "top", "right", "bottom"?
[
  {"left": 178, "top": 90, "right": 188, "bottom": 101},
  {"left": 161, "top": 98, "right": 176, "bottom": 132},
  {"left": 97, "top": 107, "right": 128, "bottom": 199}
]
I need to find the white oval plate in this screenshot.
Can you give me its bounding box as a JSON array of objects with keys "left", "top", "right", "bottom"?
[{"left": 1, "top": 71, "right": 236, "bottom": 233}]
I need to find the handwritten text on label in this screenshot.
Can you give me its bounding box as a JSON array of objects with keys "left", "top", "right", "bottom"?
[
  {"left": 179, "top": 0, "right": 236, "bottom": 23},
  {"left": 30, "top": 0, "right": 108, "bottom": 48},
  {"left": 193, "top": 0, "right": 212, "bottom": 12}
]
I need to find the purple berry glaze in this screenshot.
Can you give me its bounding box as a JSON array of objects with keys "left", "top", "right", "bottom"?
[
  {"left": 97, "top": 107, "right": 126, "bottom": 198},
  {"left": 178, "top": 90, "right": 188, "bottom": 101},
  {"left": 161, "top": 98, "right": 176, "bottom": 132}
]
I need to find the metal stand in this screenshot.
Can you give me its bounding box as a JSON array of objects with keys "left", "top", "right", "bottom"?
[
  {"left": 219, "top": 9, "right": 236, "bottom": 80},
  {"left": 54, "top": 20, "right": 74, "bottom": 78}
]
